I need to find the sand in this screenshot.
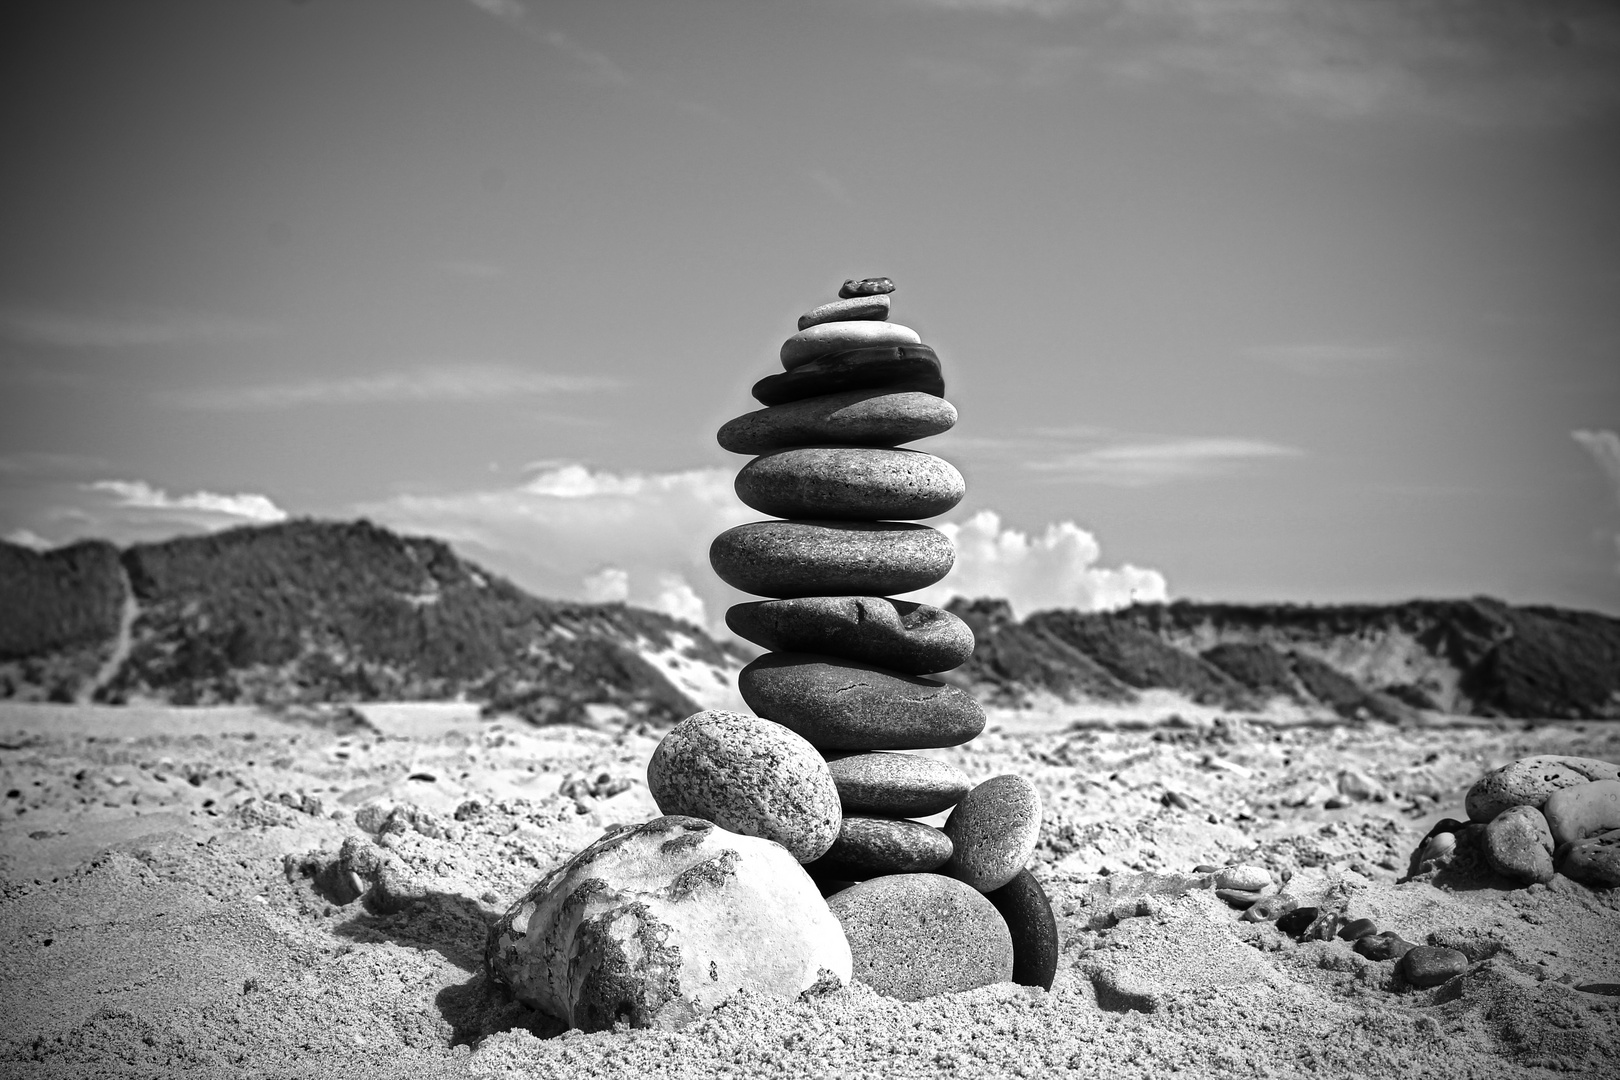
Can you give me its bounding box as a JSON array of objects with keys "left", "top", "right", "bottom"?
[{"left": 3, "top": 700, "right": 1618, "bottom": 1079}]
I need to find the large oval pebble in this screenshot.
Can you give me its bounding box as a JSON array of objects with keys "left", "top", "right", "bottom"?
[
  {"left": 710, "top": 520, "right": 953, "bottom": 599},
  {"left": 753, "top": 345, "right": 943, "bottom": 407},
  {"left": 799, "top": 294, "right": 890, "bottom": 330},
  {"left": 1482, "top": 803, "right": 1555, "bottom": 884},
  {"left": 1543, "top": 780, "right": 1620, "bottom": 847},
  {"left": 1403, "top": 946, "right": 1467, "bottom": 988},
  {"left": 1465, "top": 755, "right": 1620, "bottom": 823},
  {"left": 735, "top": 447, "right": 964, "bottom": 521},
  {"left": 1557, "top": 828, "right": 1620, "bottom": 887},
  {"left": 718, "top": 390, "right": 957, "bottom": 456},
  {"left": 740, "top": 653, "right": 986, "bottom": 751},
  {"left": 808, "top": 816, "right": 953, "bottom": 879},
  {"left": 945, "top": 774, "right": 1042, "bottom": 892},
  {"left": 647, "top": 710, "right": 840, "bottom": 863},
  {"left": 826, "top": 751, "right": 972, "bottom": 816},
  {"left": 828, "top": 873, "right": 1013, "bottom": 1000},
  {"left": 728, "top": 597, "right": 974, "bottom": 675},
  {"left": 984, "top": 868, "right": 1059, "bottom": 990},
  {"left": 781, "top": 321, "right": 921, "bottom": 371}
]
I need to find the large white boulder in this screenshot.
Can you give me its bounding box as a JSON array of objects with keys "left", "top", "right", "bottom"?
[{"left": 485, "top": 815, "right": 851, "bottom": 1032}]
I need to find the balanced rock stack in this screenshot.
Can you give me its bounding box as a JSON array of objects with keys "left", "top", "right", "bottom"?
[{"left": 647, "top": 278, "right": 1059, "bottom": 1002}]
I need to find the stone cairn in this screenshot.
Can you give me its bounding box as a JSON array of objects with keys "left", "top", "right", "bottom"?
[{"left": 646, "top": 278, "right": 1059, "bottom": 1000}]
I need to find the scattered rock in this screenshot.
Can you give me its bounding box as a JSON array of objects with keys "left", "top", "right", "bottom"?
[
  {"left": 711, "top": 520, "right": 953, "bottom": 599},
  {"left": 944, "top": 775, "right": 1041, "bottom": 892},
  {"left": 727, "top": 596, "right": 974, "bottom": 676},
  {"left": 1338, "top": 918, "right": 1378, "bottom": 941},
  {"left": 1557, "top": 828, "right": 1620, "bottom": 887},
  {"left": 1542, "top": 779, "right": 1620, "bottom": 848},
  {"left": 1215, "top": 865, "right": 1273, "bottom": 892},
  {"left": 1403, "top": 946, "right": 1468, "bottom": 988},
  {"left": 740, "top": 654, "right": 985, "bottom": 751},
  {"left": 1241, "top": 894, "right": 1298, "bottom": 923},
  {"left": 1465, "top": 755, "right": 1620, "bottom": 823},
  {"left": 828, "top": 873, "right": 1012, "bottom": 1000},
  {"left": 1275, "top": 906, "right": 1320, "bottom": 936},
  {"left": 781, "top": 321, "right": 921, "bottom": 371},
  {"left": 808, "top": 816, "right": 953, "bottom": 878},
  {"left": 486, "top": 817, "right": 851, "bottom": 1031},
  {"left": 824, "top": 751, "right": 973, "bottom": 817},
  {"left": 717, "top": 389, "right": 957, "bottom": 455},
  {"left": 839, "top": 277, "right": 895, "bottom": 298},
  {"left": 984, "top": 868, "right": 1059, "bottom": 991},
  {"left": 799, "top": 293, "right": 890, "bottom": 330},
  {"left": 734, "top": 447, "right": 964, "bottom": 521},
  {"left": 1482, "top": 804, "right": 1555, "bottom": 884},
  {"left": 1215, "top": 887, "right": 1270, "bottom": 909},
  {"left": 647, "top": 710, "right": 841, "bottom": 862},
  {"left": 1354, "top": 932, "right": 1417, "bottom": 962}
]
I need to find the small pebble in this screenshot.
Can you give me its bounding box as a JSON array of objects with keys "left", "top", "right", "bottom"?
[
  {"left": 1215, "top": 865, "right": 1273, "bottom": 892},
  {"left": 1193, "top": 863, "right": 1223, "bottom": 874},
  {"left": 1403, "top": 946, "right": 1468, "bottom": 988},
  {"left": 839, "top": 277, "right": 895, "bottom": 298},
  {"left": 984, "top": 868, "right": 1059, "bottom": 991},
  {"left": 1339, "top": 918, "right": 1378, "bottom": 941},
  {"left": 944, "top": 775, "right": 1042, "bottom": 892},
  {"left": 1215, "top": 887, "right": 1267, "bottom": 909},
  {"left": 1275, "top": 906, "right": 1319, "bottom": 936},
  {"left": 1354, "top": 932, "right": 1417, "bottom": 962},
  {"left": 1241, "top": 894, "right": 1298, "bottom": 923},
  {"left": 799, "top": 293, "right": 890, "bottom": 330}
]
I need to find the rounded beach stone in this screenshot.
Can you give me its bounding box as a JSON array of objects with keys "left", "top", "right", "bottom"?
[
  {"left": 1355, "top": 932, "right": 1417, "bottom": 962},
  {"left": 1241, "top": 894, "right": 1298, "bottom": 924},
  {"left": 1542, "top": 779, "right": 1620, "bottom": 848},
  {"left": 984, "top": 868, "right": 1059, "bottom": 990},
  {"left": 710, "top": 521, "right": 954, "bottom": 599},
  {"left": 799, "top": 294, "right": 890, "bottom": 330},
  {"left": 839, "top": 277, "right": 895, "bottom": 298},
  {"left": 1557, "top": 828, "right": 1620, "bottom": 887},
  {"left": 717, "top": 390, "right": 958, "bottom": 455},
  {"left": 1216, "top": 887, "right": 1272, "bottom": 909},
  {"left": 1465, "top": 755, "right": 1620, "bottom": 823},
  {"left": 1275, "top": 906, "right": 1319, "bottom": 936},
  {"left": 647, "top": 710, "right": 840, "bottom": 863},
  {"left": 944, "top": 774, "right": 1041, "bottom": 892},
  {"left": 740, "top": 654, "right": 986, "bottom": 751},
  {"left": 485, "top": 816, "right": 851, "bottom": 1032},
  {"left": 1483, "top": 803, "right": 1555, "bottom": 884},
  {"left": 753, "top": 344, "right": 943, "bottom": 407},
  {"left": 1338, "top": 918, "right": 1378, "bottom": 941},
  {"left": 825, "top": 751, "right": 973, "bottom": 816},
  {"left": 1215, "top": 865, "right": 1273, "bottom": 892},
  {"left": 735, "top": 447, "right": 965, "bottom": 521},
  {"left": 1403, "top": 946, "right": 1468, "bottom": 988},
  {"left": 781, "top": 321, "right": 921, "bottom": 371},
  {"left": 807, "top": 816, "right": 953, "bottom": 878},
  {"left": 827, "top": 873, "right": 1013, "bottom": 1000},
  {"left": 727, "top": 597, "right": 974, "bottom": 675}
]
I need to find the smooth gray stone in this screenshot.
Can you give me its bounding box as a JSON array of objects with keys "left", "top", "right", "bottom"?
[
  {"left": 781, "top": 321, "right": 920, "bottom": 371},
  {"left": 839, "top": 277, "right": 895, "bottom": 298},
  {"left": 799, "top": 294, "right": 890, "bottom": 331},
  {"left": 825, "top": 751, "right": 973, "bottom": 816},
  {"left": 807, "top": 816, "right": 953, "bottom": 878},
  {"left": 717, "top": 390, "right": 957, "bottom": 455},
  {"left": 753, "top": 345, "right": 942, "bottom": 407},
  {"left": 740, "top": 653, "right": 986, "bottom": 751},
  {"left": 646, "top": 710, "right": 841, "bottom": 863},
  {"left": 985, "top": 868, "right": 1059, "bottom": 990},
  {"left": 1543, "top": 780, "right": 1620, "bottom": 847},
  {"left": 945, "top": 774, "right": 1042, "bottom": 892},
  {"left": 735, "top": 447, "right": 964, "bottom": 521},
  {"left": 828, "top": 873, "right": 1013, "bottom": 1001},
  {"left": 1483, "top": 804, "right": 1555, "bottom": 884},
  {"left": 1557, "top": 827, "right": 1620, "bottom": 887},
  {"left": 727, "top": 597, "right": 974, "bottom": 675},
  {"left": 710, "top": 521, "right": 953, "bottom": 599},
  {"left": 1403, "top": 946, "right": 1468, "bottom": 988}
]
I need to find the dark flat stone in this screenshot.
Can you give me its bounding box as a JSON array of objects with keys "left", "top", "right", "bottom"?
[
  {"left": 735, "top": 447, "right": 964, "bottom": 521},
  {"left": 710, "top": 520, "right": 953, "bottom": 599},
  {"left": 985, "top": 868, "right": 1059, "bottom": 990},
  {"left": 1275, "top": 906, "right": 1319, "bottom": 936},
  {"left": 740, "top": 653, "right": 986, "bottom": 751},
  {"left": 825, "top": 751, "right": 973, "bottom": 816},
  {"left": 752, "top": 345, "right": 943, "bottom": 407},
  {"left": 807, "top": 816, "right": 953, "bottom": 879},
  {"left": 718, "top": 389, "right": 957, "bottom": 455},
  {"left": 727, "top": 597, "right": 974, "bottom": 675},
  {"left": 1354, "top": 932, "right": 1417, "bottom": 962},
  {"left": 1339, "top": 918, "right": 1378, "bottom": 941}
]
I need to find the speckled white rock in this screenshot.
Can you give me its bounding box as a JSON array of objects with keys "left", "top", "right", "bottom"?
[
  {"left": 780, "top": 321, "right": 921, "bottom": 370},
  {"left": 798, "top": 294, "right": 890, "bottom": 330},
  {"left": 648, "top": 710, "right": 841, "bottom": 862},
  {"left": 1465, "top": 756, "right": 1620, "bottom": 823},
  {"left": 1483, "top": 804, "right": 1555, "bottom": 884},
  {"left": 1214, "top": 865, "right": 1274, "bottom": 892},
  {"left": 486, "top": 816, "right": 851, "bottom": 1032},
  {"left": 1543, "top": 780, "right": 1620, "bottom": 848},
  {"left": 944, "top": 775, "right": 1041, "bottom": 892}
]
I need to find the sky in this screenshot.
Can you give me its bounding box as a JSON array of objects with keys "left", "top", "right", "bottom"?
[{"left": 3, "top": 0, "right": 1620, "bottom": 631}]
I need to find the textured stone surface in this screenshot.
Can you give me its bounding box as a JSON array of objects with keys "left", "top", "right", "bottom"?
[
  {"left": 984, "top": 868, "right": 1059, "bottom": 990},
  {"left": 1483, "top": 803, "right": 1556, "bottom": 884},
  {"left": 1465, "top": 756, "right": 1620, "bottom": 823},
  {"left": 839, "top": 277, "right": 895, "bottom": 298},
  {"left": 1403, "top": 946, "right": 1468, "bottom": 988},
  {"left": 710, "top": 521, "right": 954, "bottom": 599},
  {"left": 828, "top": 873, "right": 1013, "bottom": 1000},
  {"left": 727, "top": 597, "right": 974, "bottom": 675},
  {"left": 647, "top": 710, "right": 840, "bottom": 862},
  {"left": 1355, "top": 932, "right": 1418, "bottom": 962},
  {"left": 717, "top": 390, "right": 957, "bottom": 455},
  {"left": 799, "top": 294, "right": 890, "bottom": 330},
  {"left": 1557, "top": 828, "right": 1620, "bottom": 887},
  {"left": 825, "top": 751, "right": 973, "bottom": 816},
  {"left": 944, "top": 774, "right": 1042, "bottom": 892},
  {"left": 1542, "top": 779, "right": 1620, "bottom": 848},
  {"left": 807, "top": 816, "right": 953, "bottom": 879},
  {"left": 485, "top": 816, "right": 851, "bottom": 1032},
  {"left": 734, "top": 447, "right": 964, "bottom": 521},
  {"left": 752, "top": 345, "right": 943, "bottom": 407},
  {"left": 739, "top": 653, "right": 986, "bottom": 751},
  {"left": 1339, "top": 918, "right": 1378, "bottom": 941},
  {"left": 781, "top": 321, "right": 921, "bottom": 370},
  {"left": 1214, "top": 865, "right": 1274, "bottom": 891},
  {"left": 1240, "top": 894, "right": 1298, "bottom": 924}
]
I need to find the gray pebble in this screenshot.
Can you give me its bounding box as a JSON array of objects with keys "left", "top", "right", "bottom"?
[
  {"left": 825, "top": 751, "right": 973, "bottom": 816},
  {"left": 1214, "top": 864, "right": 1273, "bottom": 891},
  {"left": 799, "top": 294, "right": 890, "bottom": 330},
  {"left": 752, "top": 344, "right": 942, "bottom": 407},
  {"left": 1403, "top": 946, "right": 1468, "bottom": 988},
  {"left": 1354, "top": 932, "right": 1417, "bottom": 962},
  {"left": 717, "top": 389, "right": 958, "bottom": 456},
  {"left": 944, "top": 774, "right": 1041, "bottom": 892},
  {"left": 1557, "top": 828, "right": 1620, "bottom": 887},
  {"left": 808, "top": 816, "right": 953, "bottom": 878},
  {"left": 727, "top": 597, "right": 975, "bottom": 676},
  {"left": 839, "top": 277, "right": 895, "bottom": 298},
  {"left": 1483, "top": 804, "right": 1555, "bottom": 885},
  {"left": 781, "top": 321, "right": 921, "bottom": 370},
  {"left": 740, "top": 653, "right": 985, "bottom": 751},
  {"left": 735, "top": 447, "right": 964, "bottom": 521},
  {"left": 828, "top": 873, "right": 1013, "bottom": 1000},
  {"left": 710, "top": 520, "right": 953, "bottom": 599}
]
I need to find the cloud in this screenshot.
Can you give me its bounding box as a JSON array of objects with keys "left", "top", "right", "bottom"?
[
  {"left": 0, "top": 306, "right": 274, "bottom": 349},
  {"left": 87, "top": 480, "right": 288, "bottom": 523},
  {"left": 2, "top": 528, "right": 52, "bottom": 550},
  {"left": 462, "top": 1, "right": 631, "bottom": 86},
  {"left": 159, "top": 364, "right": 621, "bottom": 410},
  {"left": 910, "top": 510, "right": 1167, "bottom": 617},
  {"left": 1025, "top": 436, "right": 1302, "bottom": 485}
]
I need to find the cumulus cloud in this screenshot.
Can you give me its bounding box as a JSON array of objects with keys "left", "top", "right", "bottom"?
[
  {"left": 87, "top": 480, "right": 288, "bottom": 523},
  {"left": 909, "top": 510, "right": 1167, "bottom": 617},
  {"left": 3, "top": 528, "right": 52, "bottom": 550},
  {"left": 160, "top": 365, "right": 620, "bottom": 411},
  {"left": 1025, "top": 437, "right": 1301, "bottom": 486}
]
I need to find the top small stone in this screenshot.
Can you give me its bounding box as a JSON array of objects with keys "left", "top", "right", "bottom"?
[{"left": 840, "top": 277, "right": 895, "bottom": 299}]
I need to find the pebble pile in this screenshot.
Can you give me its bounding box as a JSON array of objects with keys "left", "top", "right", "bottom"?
[{"left": 647, "top": 278, "right": 1058, "bottom": 1000}]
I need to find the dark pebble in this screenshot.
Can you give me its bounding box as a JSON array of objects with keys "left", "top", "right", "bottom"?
[
  {"left": 735, "top": 447, "right": 964, "bottom": 521},
  {"left": 717, "top": 389, "right": 957, "bottom": 455},
  {"left": 1403, "top": 946, "right": 1468, "bottom": 988},
  {"left": 1275, "top": 906, "right": 1319, "bottom": 935},
  {"left": 727, "top": 597, "right": 974, "bottom": 676},
  {"left": 1193, "top": 863, "right": 1223, "bottom": 874},
  {"left": 1241, "top": 894, "right": 1298, "bottom": 923},
  {"left": 839, "top": 277, "right": 896, "bottom": 298},
  {"left": 825, "top": 751, "right": 973, "bottom": 816},
  {"left": 1354, "top": 932, "right": 1417, "bottom": 962},
  {"left": 1339, "top": 918, "right": 1379, "bottom": 941},
  {"left": 807, "top": 816, "right": 953, "bottom": 879},
  {"left": 984, "top": 868, "right": 1059, "bottom": 991},
  {"left": 1215, "top": 887, "right": 1265, "bottom": 908},
  {"left": 740, "top": 653, "right": 985, "bottom": 751},
  {"left": 752, "top": 345, "right": 943, "bottom": 407},
  {"left": 711, "top": 520, "right": 953, "bottom": 599}
]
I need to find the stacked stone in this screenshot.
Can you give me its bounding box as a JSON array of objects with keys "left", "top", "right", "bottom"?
[{"left": 648, "top": 278, "right": 1058, "bottom": 1000}]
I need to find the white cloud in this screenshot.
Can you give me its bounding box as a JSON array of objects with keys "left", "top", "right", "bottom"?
[
  {"left": 160, "top": 364, "right": 620, "bottom": 411},
  {"left": 3, "top": 528, "right": 52, "bottom": 550},
  {"left": 582, "top": 566, "right": 631, "bottom": 603},
  {"left": 1026, "top": 437, "right": 1301, "bottom": 485},
  {"left": 0, "top": 306, "right": 274, "bottom": 349},
  {"left": 87, "top": 480, "right": 289, "bottom": 523},
  {"left": 910, "top": 510, "right": 1167, "bottom": 617}
]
